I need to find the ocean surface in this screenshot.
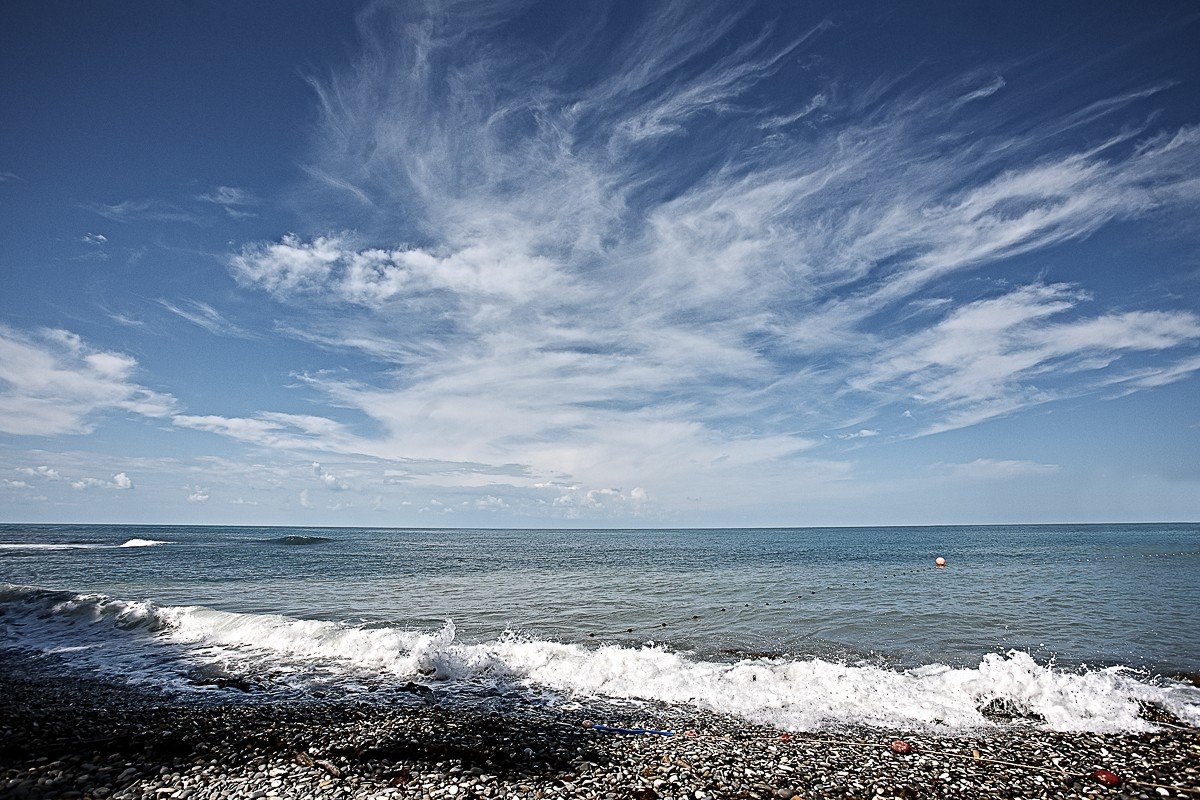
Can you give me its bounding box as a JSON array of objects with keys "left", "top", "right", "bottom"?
[{"left": 1, "top": 523, "right": 1198, "bottom": 733}]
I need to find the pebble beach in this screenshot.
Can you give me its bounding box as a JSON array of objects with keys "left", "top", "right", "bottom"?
[{"left": 3, "top": 652, "right": 1198, "bottom": 800}]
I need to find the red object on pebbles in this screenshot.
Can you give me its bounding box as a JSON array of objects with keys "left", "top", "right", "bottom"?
[
  {"left": 890, "top": 740, "right": 913, "bottom": 754},
  {"left": 1091, "top": 769, "right": 1121, "bottom": 787},
  {"left": 779, "top": 732, "right": 791, "bottom": 742}
]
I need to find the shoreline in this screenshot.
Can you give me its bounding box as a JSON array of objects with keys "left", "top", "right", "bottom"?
[{"left": 2, "top": 653, "right": 1198, "bottom": 799}]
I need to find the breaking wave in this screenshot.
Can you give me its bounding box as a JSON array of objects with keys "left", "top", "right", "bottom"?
[
  {"left": 0, "top": 539, "right": 171, "bottom": 550},
  {"left": 1, "top": 584, "right": 1196, "bottom": 733}
]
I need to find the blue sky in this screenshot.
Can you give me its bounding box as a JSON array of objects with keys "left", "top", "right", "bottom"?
[{"left": 2, "top": 0, "right": 1199, "bottom": 527}]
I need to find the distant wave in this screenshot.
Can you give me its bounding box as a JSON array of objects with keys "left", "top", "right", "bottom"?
[
  {"left": 0, "top": 539, "right": 171, "bottom": 550},
  {"left": 2, "top": 584, "right": 1197, "bottom": 733},
  {"left": 0, "top": 543, "right": 105, "bottom": 551},
  {"left": 264, "top": 535, "right": 332, "bottom": 545}
]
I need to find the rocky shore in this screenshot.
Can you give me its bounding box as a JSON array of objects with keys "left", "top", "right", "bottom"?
[{"left": 1, "top": 652, "right": 1197, "bottom": 800}]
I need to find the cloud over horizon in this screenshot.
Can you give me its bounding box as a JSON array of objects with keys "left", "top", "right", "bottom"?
[
  {"left": 2, "top": 1, "right": 1199, "bottom": 525},
  {"left": 214, "top": 0, "right": 1200, "bottom": 508}
]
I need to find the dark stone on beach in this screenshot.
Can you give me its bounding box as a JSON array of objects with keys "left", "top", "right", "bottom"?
[
  {"left": 1168, "top": 671, "right": 1200, "bottom": 688},
  {"left": 2, "top": 649, "right": 1199, "bottom": 800}
]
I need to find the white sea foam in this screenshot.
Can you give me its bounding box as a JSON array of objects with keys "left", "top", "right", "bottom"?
[
  {"left": 119, "top": 538, "right": 172, "bottom": 547},
  {"left": 1, "top": 584, "right": 1196, "bottom": 733}
]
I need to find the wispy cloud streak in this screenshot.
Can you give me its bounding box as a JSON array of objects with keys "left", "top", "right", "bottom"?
[{"left": 218, "top": 0, "right": 1200, "bottom": 502}]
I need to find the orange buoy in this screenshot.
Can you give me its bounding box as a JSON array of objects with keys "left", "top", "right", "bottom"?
[
  {"left": 1091, "top": 769, "right": 1121, "bottom": 787},
  {"left": 890, "top": 740, "right": 913, "bottom": 754},
  {"left": 935, "top": 556, "right": 947, "bottom": 568}
]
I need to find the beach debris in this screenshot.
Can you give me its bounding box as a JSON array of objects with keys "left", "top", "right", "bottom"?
[
  {"left": 935, "top": 556, "right": 947, "bottom": 568},
  {"left": 1091, "top": 768, "right": 1122, "bottom": 787},
  {"left": 313, "top": 758, "right": 343, "bottom": 778},
  {"left": 890, "top": 739, "right": 914, "bottom": 754},
  {"left": 779, "top": 732, "right": 791, "bottom": 742}
]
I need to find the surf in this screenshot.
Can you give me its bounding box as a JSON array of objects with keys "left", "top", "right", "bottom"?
[{"left": 1, "top": 584, "right": 1196, "bottom": 734}]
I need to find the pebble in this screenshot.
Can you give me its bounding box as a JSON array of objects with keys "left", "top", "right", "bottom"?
[{"left": 1, "top": 649, "right": 1198, "bottom": 800}]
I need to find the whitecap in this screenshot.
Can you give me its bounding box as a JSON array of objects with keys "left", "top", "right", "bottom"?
[{"left": 2, "top": 583, "right": 1196, "bottom": 733}]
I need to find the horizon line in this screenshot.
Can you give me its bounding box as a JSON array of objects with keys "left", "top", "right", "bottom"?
[{"left": 2, "top": 520, "right": 1197, "bottom": 532}]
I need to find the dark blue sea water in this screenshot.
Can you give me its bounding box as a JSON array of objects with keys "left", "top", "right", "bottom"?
[{"left": 2, "top": 523, "right": 1198, "bottom": 732}]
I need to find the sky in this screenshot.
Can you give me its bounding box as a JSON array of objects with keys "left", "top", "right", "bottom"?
[{"left": 2, "top": 0, "right": 1199, "bottom": 528}]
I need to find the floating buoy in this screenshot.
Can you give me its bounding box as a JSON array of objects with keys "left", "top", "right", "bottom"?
[
  {"left": 935, "top": 556, "right": 947, "bottom": 568},
  {"left": 889, "top": 740, "right": 913, "bottom": 754},
  {"left": 1091, "top": 769, "right": 1121, "bottom": 787}
]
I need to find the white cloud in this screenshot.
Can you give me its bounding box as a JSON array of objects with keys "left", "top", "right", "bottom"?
[
  {"left": 298, "top": 488, "right": 311, "bottom": 508},
  {"left": 857, "top": 283, "right": 1200, "bottom": 434},
  {"left": 937, "top": 458, "right": 1061, "bottom": 480},
  {"left": 230, "top": 234, "right": 566, "bottom": 309},
  {"left": 0, "top": 326, "right": 176, "bottom": 435},
  {"left": 550, "top": 485, "right": 652, "bottom": 518},
  {"left": 839, "top": 429, "right": 880, "bottom": 439},
  {"left": 311, "top": 461, "right": 347, "bottom": 490},
  {"left": 172, "top": 411, "right": 357, "bottom": 452},
  {"left": 82, "top": 232, "right": 107, "bottom": 245},
  {"left": 157, "top": 299, "right": 255, "bottom": 338},
  {"left": 17, "top": 465, "right": 63, "bottom": 480},
  {"left": 197, "top": 185, "right": 259, "bottom": 218},
  {"left": 955, "top": 75, "right": 1006, "bottom": 106},
  {"left": 70, "top": 472, "right": 134, "bottom": 491},
  {"left": 205, "top": 2, "right": 1200, "bottom": 511},
  {"left": 3, "top": 479, "right": 31, "bottom": 489},
  {"left": 83, "top": 199, "right": 198, "bottom": 224},
  {"left": 187, "top": 486, "right": 210, "bottom": 503}
]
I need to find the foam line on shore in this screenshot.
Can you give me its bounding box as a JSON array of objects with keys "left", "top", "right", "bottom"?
[{"left": 1, "top": 584, "right": 1197, "bottom": 734}]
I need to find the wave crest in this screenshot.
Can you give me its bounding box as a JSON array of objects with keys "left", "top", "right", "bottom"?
[{"left": 1, "top": 584, "right": 1196, "bottom": 733}]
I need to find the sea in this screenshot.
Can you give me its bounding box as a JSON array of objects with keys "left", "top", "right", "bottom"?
[{"left": 1, "top": 523, "right": 1198, "bottom": 734}]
